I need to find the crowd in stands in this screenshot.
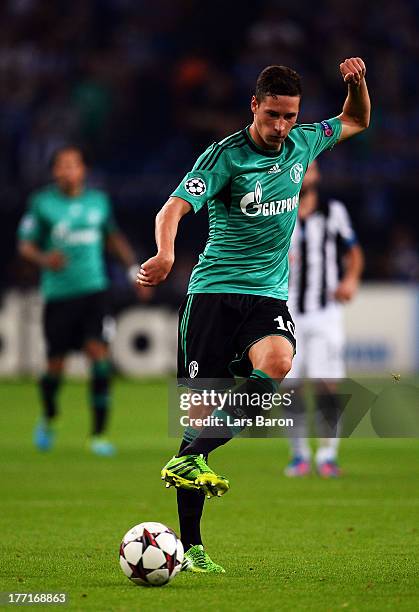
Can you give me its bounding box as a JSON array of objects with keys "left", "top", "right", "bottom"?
[{"left": 1, "top": 0, "right": 418, "bottom": 301}]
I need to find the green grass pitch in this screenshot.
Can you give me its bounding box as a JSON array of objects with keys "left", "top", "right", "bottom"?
[{"left": 1, "top": 379, "right": 418, "bottom": 611}]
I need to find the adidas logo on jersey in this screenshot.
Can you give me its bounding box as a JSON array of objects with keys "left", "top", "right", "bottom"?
[{"left": 267, "top": 163, "right": 281, "bottom": 174}]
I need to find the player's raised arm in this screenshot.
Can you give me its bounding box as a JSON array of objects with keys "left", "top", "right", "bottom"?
[
  {"left": 137, "top": 196, "right": 192, "bottom": 287},
  {"left": 337, "top": 57, "right": 370, "bottom": 142}
]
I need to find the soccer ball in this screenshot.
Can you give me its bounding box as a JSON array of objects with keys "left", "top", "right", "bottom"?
[{"left": 119, "top": 522, "right": 184, "bottom": 587}]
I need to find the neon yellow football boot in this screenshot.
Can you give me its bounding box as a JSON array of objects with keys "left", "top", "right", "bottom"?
[
  {"left": 182, "top": 545, "right": 226, "bottom": 573},
  {"left": 161, "top": 454, "right": 230, "bottom": 498}
]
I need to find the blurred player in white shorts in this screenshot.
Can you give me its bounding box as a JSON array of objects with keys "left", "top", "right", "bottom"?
[{"left": 284, "top": 160, "right": 364, "bottom": 477}]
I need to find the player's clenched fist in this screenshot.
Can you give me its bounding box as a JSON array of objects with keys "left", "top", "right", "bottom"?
[
  {"left": 137, "top": 253, "right": 174, "bottom": 286},
  {"left": 42, "top": 250, "right": 66, "bottom": 271},
  {"left": 340, "top": 57, "right": 366, "bottom": 86}
]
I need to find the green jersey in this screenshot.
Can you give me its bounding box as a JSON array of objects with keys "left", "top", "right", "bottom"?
[
  {"left": 18, "top": 186, "right": 117, "bottom": 301},
  {"left": 172, "top": 117, "right": 342, "bottom": 299}
]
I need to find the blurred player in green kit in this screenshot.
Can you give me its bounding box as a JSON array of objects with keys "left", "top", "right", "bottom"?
[{"left": 18, "top": 146, "right": 143, "bottom": 455}]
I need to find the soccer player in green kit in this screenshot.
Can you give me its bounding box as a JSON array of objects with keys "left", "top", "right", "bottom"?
[
  {"left": 138, "top": 58, "right": 370, "bottom": 571},
  {"left": 18, "top": 146, "right": 142, "bottom": 456}
]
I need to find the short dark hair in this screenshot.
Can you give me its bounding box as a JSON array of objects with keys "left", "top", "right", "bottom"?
[
  {"left": 50, "top": 145, "right": 88, "bottom": 168},
  {"left": 255, "top": 65, "right": 302, "bottom": 101}
]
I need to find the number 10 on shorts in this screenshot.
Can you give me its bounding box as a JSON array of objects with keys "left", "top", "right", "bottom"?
[{"left": 274, "top": 315, "right": 295, "bottom": 338}]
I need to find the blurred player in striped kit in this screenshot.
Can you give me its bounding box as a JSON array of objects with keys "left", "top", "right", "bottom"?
[{"left": 284, "top": 160, "right": 364, "bottom": 477}]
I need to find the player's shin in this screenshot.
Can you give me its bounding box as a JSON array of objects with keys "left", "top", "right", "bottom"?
[
  {"left": 283, "top": 388, "right": 311, "bottom": 461},
  {"left": 178, "top": 370, "right": 277, "bottom": 456},
  {"left": 177, "top": 430, "right": 206, "bottom": 550},
  {"left": 39, "top": 373, "right": 62, "bottom": 420},
  {"left": 34, "top": 373, "right": 62, "bottom": 450},
  {"left": 181, "top": 425, "right": 200, "bottom": 448},
  {"left": 314, "top": 387, "right": 342, "bottom": 440},
  {"left": 314, "top": 387, "right": 342, "bottom": 468},
  {"left": 90, "top": 359, "right": 112, "bottom": 435}
]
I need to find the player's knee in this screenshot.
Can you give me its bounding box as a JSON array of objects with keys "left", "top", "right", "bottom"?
[
  {"left": 274, "top": 355, "right": 293, "bottom": 379},
  {"left": 47, "top": 357, "right": 64, "bottom": 376},
  {"left": 85, "top": 340, "right": 108, "bottom": 361},
  {"left": 256, "top": 353, "right": 292, "bottom": 380}
]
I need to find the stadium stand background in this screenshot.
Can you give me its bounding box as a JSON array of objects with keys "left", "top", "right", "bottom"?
[{"left": 1, "top": 0, "right": 418, "bottom": 304}]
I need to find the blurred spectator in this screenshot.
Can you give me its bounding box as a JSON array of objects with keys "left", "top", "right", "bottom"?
[{"left": 386, "top": 226, "right": 419, "bottom": 283}]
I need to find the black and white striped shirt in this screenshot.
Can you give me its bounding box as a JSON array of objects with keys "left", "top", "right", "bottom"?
[{"left": 288, "top": 199, "right": 357, "bottom": 314}]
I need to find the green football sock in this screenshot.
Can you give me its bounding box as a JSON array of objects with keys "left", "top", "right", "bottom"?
[{"left": 179, "top": 370, "right": 276, "bottom": 456}]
